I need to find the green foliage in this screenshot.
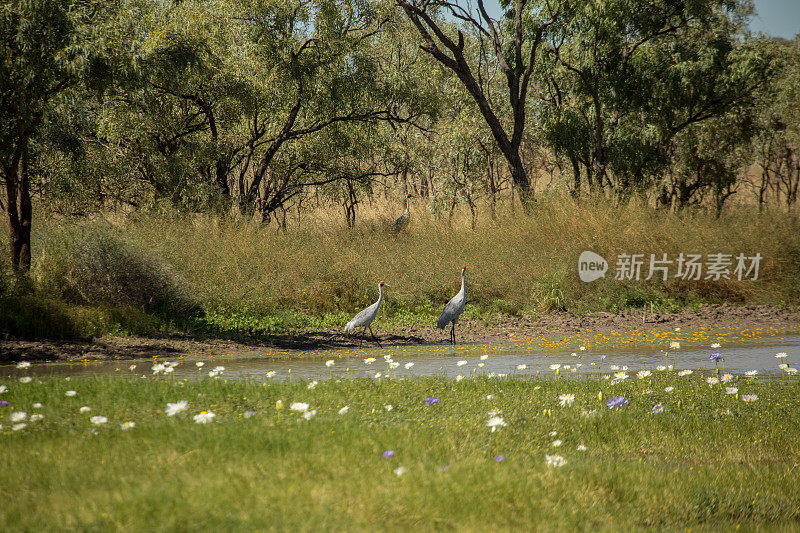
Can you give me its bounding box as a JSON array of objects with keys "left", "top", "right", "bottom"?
[{"left": 537, "top": 0, "right": 768, "bottom": 198}]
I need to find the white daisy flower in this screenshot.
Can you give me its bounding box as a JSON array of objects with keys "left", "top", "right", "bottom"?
[
  {"left": 487, "top": 416, "right": 506, "bottom": 432},
  {"left": 558, "top": 394, "right": 575, "bottom": 407},
  {"left": 193, "top": 411, "right": 216, "bottom": 424},
  {"left": 290, "top": 402, "right": 309, "bottom": 412},
  {"left": 165, "top": 401, "right": 188, "bottom": 416}
]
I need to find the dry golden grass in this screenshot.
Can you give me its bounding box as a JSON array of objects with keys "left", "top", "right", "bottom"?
[
  {"left": 2, "top": 194, "right": 798, "bottom": 337},
  {"left": 118, "top": 196, "right": 800, "bottom": 316}
]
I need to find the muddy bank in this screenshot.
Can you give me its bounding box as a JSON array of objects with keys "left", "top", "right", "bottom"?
[{"left": 2, "top": 303, "right": 799, "bottom": 362}]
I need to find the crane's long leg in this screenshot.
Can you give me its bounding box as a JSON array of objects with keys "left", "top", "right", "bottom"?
[
  {"left": 359, "top": 326, "right": 366, "bottom": 347},
  {"left": 369, "top": 325, "right": 382, "bottom": 348},
  {"left": 450, "top": 322, "right": 456, "bottom": 344}
]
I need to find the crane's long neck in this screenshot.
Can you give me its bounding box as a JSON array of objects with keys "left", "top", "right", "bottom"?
[
  {"left": 459, "top": 270, "right": 466, "bottom": 298},
  {"left": 376, "top": 284, "right": 383, "bottom": 306},
  {"left": 405, "top": 196, "right": 410, "bottom": 213}
]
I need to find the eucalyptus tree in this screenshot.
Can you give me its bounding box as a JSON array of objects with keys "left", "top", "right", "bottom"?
[
  {"left": 90, "top": 0, "right": 264, "bottom": 210},
  {"left": 662, "top": 98, "right": 759, "bottom": 215},
  {"left": 749, "top": 37, "right": 800, "bottom": 211},
  {"left": 538, "top": 0, "right": 767, "bottom": 198},
  {"left": 0, "top": 0, "right": 117, "bottom": 273},
  {"left": 232, "top": 0, "right": 426, "bottom": 216},
  {"left": 85, "top": 0, "right": 429, "bottom": 217},
  {"left": 396, "top": 0, "right": 564, "bottom": 206}
]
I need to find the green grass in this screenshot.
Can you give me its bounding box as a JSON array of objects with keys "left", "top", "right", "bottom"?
[
  {"left": 1, "top": 370, "right": 799, "bottom": 530},
  {"left": 3, "top": 197, "right": 800, "bottom": 339}
]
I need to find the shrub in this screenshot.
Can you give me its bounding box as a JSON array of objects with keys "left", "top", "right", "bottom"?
[{"left": 67, "top": 226, "right": 201, "bottom": 319}]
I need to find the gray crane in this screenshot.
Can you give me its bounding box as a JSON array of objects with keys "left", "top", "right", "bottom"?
[
  {"left": 391, "top": 193, "right": 414, "bottom": 233},
  {"left": 437, "top": 266, "right": 466, "bottom": 344},
  {"left": 345, "top": 281, "right": 385, "bottom": 347}
]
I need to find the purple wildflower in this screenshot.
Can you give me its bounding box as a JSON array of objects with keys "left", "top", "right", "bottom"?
[
  {"left": 424, "top": 397, "right": 440, "bottom": 405},
  {"left": 0, "top": 400, "right": 9, "bottom": 407},
  {"left": 600, "top": 355, "right": 607, "bottom": 360},
  {"left": 651, "top": 403, "right": 665, "bottom": 414},
  {"left": 381, "top": 450, "right": 395, "bottom": 458},
  {"left": 494, "top": 455, "right": 505, "bottom": 462},
  {"left": 708, "top": 352, "right": 723, "bottom": 361},
  {"left": 606, "top": 395, "right": 629, "bottom": 410}
]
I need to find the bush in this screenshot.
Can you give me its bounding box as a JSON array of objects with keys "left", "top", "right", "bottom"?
[{"left": 67, "top": 227, "right": 201, "bottom": 320}]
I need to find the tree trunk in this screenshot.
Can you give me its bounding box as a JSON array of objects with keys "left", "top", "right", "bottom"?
[
  {"left": 5, "top": 137, "right": 32, "bottom": 273},
  {"left": 570, "top": 156, "right": 581, "bottom": 198},
  {"left": 486, "top": 155, "right": 497, "bottom": 220},
  {"left": 509, "top": 152, "right": 532, "bottom": 206}
]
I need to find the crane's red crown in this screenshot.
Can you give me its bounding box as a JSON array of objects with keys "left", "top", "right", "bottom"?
[
  {"left": 462, "top": 266, "right": 466, "bottom": 270},
  {"left": 379, "top": 281, "right": 385, "bottom": 286}
]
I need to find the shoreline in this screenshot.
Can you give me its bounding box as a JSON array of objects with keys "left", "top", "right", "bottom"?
[{"left": 2, "top": 303, "right": 799, "bottom": 362}]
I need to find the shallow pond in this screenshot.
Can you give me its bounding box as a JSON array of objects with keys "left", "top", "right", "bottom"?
[{"left": 3, "top": 333, "right": 798, "bottom": 382}]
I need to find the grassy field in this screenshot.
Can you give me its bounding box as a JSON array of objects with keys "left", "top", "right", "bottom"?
[
  {"left": 2, "top": 197, "right": 800, "bottom": 339},
  {"left": 2, "top": 363, "right": 799, "bottom": 530}
]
